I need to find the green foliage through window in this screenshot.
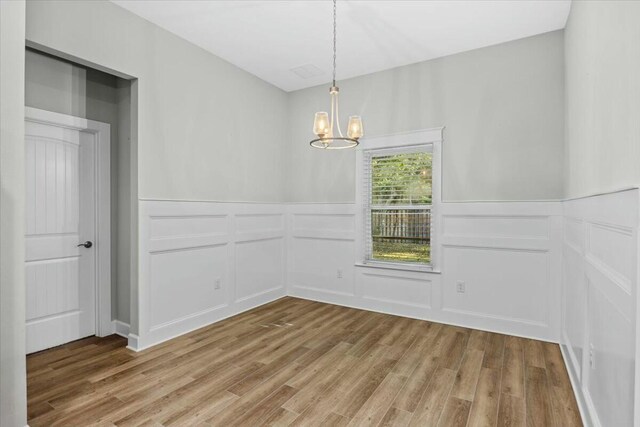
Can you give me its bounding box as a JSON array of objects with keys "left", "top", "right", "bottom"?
[{"left": 371, "top": 152, "right": 432, "bottom": 206}]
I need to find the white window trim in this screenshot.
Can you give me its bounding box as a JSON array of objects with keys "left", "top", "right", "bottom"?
[{"left": 355, "top": 128, "right": 443, "bottom": 273}]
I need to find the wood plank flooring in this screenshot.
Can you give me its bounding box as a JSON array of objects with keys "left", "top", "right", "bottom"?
[{"left": 27, "top": 297, "right": 582, "bottom": 426}]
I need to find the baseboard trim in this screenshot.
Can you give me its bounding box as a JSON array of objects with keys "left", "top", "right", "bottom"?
[
  {"left": 126, "top": 333, "right": 140, "bottom": 352},
  {"left": 289, "top": 288, "right": 557, "bottom": 344},
  {"left": 560, "top": 343, "right": 598, "bottom": 427},
  {"left": 112, "top": 320, "right": 130, "bottom": 338},
  {"left": 128, "top": 289, "right": 286, "bottom": 352}
]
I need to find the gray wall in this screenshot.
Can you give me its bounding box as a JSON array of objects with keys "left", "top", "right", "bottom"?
[
  {"left": 287, "top": 31, "right": 565, "bottom": 202},
  {"left": 26, "top": 0, "right": 289, "bottom": 204},
  {"left": 25, "top": 50, "right": 132, "bottom": 323},
  {"left": 0, "top": 1, "right": 28, "bottom": 426},
  {"left": 564, "top": 1, "right": 640, "bottom": 198}
]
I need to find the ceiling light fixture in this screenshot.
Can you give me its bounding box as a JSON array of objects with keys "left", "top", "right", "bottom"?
[{"left": 310, "top": 0, "right": 363, "bottom": 149}]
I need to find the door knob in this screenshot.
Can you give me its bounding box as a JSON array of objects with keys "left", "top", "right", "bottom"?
[{"left": 77, "top": 241, "right": 93, "bottom": 249}]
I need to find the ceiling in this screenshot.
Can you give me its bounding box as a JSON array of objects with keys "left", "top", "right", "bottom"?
[{"left": 112, "top": 0, "right": 571, "bottom": 92}]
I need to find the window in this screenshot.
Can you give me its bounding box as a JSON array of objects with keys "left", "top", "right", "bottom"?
[
  {"left": 363, "top": 145, "right": 434, "bottom": 267},
  {"left": 356, "top": 128, "right": 442, "bottom": 271}
]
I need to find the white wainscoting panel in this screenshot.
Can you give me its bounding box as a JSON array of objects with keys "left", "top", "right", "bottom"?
[
  {"left": 235, "top": 237, "right": 285, "bottom": 302},
  {"left": 149, "top": 244, "right": 228, "bottom": 329},
  {"left": 441, "top": 247, "right": 549, "bottom": 323},
  {"left": 287, "top": 204, "right": 357, "bottom": 299},
  {"left": 561, "top": 189, "right": 639, "bottom": 427},
  {"left": 136, "top": 200, "right": 286, "bottom": 350},
  {"left": 288, "top": 202, "right": 562, "bottom": 342},
  {"left": 440, "top": 202, "right": 562, "bottom": 341}
]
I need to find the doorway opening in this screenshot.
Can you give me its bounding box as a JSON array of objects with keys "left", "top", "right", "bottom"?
[{"left": 24, "top": 48, "right": 135, "bottom": 353}]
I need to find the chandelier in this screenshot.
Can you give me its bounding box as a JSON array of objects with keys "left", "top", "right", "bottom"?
[{"left": 310, "top": 0, "right": 363, "bottom": 149}]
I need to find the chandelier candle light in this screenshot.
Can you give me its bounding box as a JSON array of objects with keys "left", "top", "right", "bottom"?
[{"left": 310, "top": 0, "right": 364, "bottom": 149}]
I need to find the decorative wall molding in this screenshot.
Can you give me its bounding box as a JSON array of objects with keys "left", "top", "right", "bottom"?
[
  {"left": 135, "top": 200, "right": 287, "bottom": 351},
  {"left": 287, "top": 201, "right": 562, "bottom": 342},
  {"left": 560, "top": 188, "right": 639, "bottom": 427},
  {"left": 439, "top": 202, "right": 562, "bottom": 341}
]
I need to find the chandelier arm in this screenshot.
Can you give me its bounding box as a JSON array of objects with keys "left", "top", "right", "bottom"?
[{"left": 310, "top": 137, "right": 359, "bottom": 150}]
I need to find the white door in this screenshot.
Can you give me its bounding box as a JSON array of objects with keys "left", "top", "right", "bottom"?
[{"left": 25, "top": 117, "right": 97, "bottom": 354}]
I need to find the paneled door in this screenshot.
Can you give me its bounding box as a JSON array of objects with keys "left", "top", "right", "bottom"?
[{"left": 25, "top": 114, "right": 99, "bottom": 354}]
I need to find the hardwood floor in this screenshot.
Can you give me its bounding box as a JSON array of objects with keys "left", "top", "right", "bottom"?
[{"left": 27, "top": 297, "right": 582, "bottom": 426}]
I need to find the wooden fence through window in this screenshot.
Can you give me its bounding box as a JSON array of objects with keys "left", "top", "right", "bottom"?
[{"left": 371, "top": 209, "right": 431, "bottom": 244}]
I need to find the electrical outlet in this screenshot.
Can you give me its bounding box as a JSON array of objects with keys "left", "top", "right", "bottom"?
[
  {"left": 589, "top": 343, "right": 595, "bottom": 369},
  {"left": 214, "top": 278, "right": 221, "bottom": 290},
  {"left": 456, "top": 281, "right": 466, "bottom": 293},
  {"left": 337, "top": 269, "right": 343, "bottom": 279}
]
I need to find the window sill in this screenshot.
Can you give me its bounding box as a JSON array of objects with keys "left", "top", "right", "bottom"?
[{"left": 354, "top": 262, "right": 441, "bottom": 274}]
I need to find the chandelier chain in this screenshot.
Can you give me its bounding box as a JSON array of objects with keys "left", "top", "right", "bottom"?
[{"left": 332, "top": 0, "right": 337, "bottom": 86}]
